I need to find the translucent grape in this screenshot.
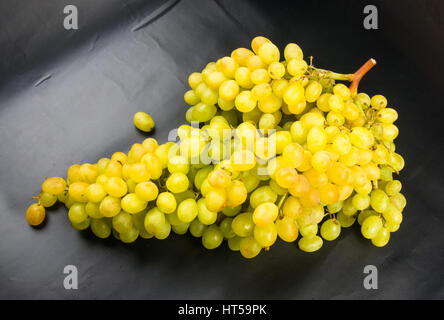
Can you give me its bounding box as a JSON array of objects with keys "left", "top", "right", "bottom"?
[
  {"left": 177, "top": 198, "right": 198, "bottom": 223},
  {"left": 91, "top": 218, "right": 111, "bottom": 239},
  {"left": 68, "top": 203, "right": 88, "bottom": 224},
  {"left": 39, "top": 192, "right": 57, "bottom": 207},
  {"left": 320, "top": 219, "right": 341, "bottom": 241},
  {"left": 133, "top": 112, "right": 155, "bottom": 132},
  {"left": 202, "top": 225, "right": 223, "bottom": 249},
  {"left": 275, "top": 217, "right": 299, "bottom": 242},
  {"left": 254, "top": 223, "right": 277, "bottom": 247},
  {"left": 42, "top": 177, "right": 66, "bottom": 195},
  {"left": 361, "top": 215, "right": 383, "bottom": 239},
  {"left": 298, "top": 236, "right": 323, "bottom": 252},
  {"left": 156, "top": 192, "right": 177, "bottom": 214},
  {"left": 240, "top": 236, "right": 262, "bottom": 258},
  {"left": 26, "top": 204, "right": 46, "bottom": 226},
  {"left": 166, "top": 173, "right": 189, "bottom": 194}
]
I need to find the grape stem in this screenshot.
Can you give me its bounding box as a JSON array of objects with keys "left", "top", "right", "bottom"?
[
  {"left": 349, "top": 58, "right": 377, "bottom": 95},
  {"left": 277, "top": 192, "right": 288, "bottom": 218},
  {"left": 311, "top": 58, "right": 377, "bottom": 95}
]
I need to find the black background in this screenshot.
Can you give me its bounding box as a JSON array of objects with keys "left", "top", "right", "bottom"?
[{"left": 0, "top": 0, "right": 443, "bottom": 299}]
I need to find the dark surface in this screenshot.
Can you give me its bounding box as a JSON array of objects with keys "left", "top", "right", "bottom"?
[{"left": 0, "top": 0, "right": 443, "bottom": 299}]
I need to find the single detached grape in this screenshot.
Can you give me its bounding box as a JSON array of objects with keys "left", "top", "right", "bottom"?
[{"left": 133, "top": 112, "right": 155, "bottom": 132}]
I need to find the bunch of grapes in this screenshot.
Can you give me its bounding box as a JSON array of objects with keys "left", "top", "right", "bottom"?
[{"left": 26, "top": 37, "right": 406, "bottom": 258}]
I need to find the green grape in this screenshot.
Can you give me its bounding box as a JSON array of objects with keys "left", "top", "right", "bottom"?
[
  {"left": 254, "top": 223, "right": 277, "bottom": 247},
  {"left": 371, "top": 227, "right": 390, "bottom": 247},
  {"left": 165, "top": 210, "right": 183, "bottom": 226},
  {"left": 232, "top": 212, "right": 254, "bottom": 237},
  {"left": 188, "top": 72, "right": 203, "bottom": 89},
  {"left": 57, "top": 190, "right": 69, "bottom": 203},
  {"left": 357, "top": 209, "right": 377, "bottom": 225},
  {"left": 105, "top": 177, "right": 127, "bottom": 198},
  {"left": 320, "top": 219, "right": 341, "bottom": 241},
  {"left": 239, "top": 172, "right": 260, "bottom": 193},
  {"left": 144, "top": 207, "right": 166, "bottom": 235},
  {"left": 220, "top": 109, "right": 239, "bottom": 127},
  {"left": 135, "top": 181, "right": 158, "bottom": 202},
  {"left": 155, "top": 221, "right": 171, "bottom": 240},
  {"left": 156, "top": 192, "right": 177, "bottom": 214},
  {"left": 202, "top": 225, "right": 223, "bottom": 249},
  {"left": 299, "top": 224, "right": 318, "bottom": 238},
  {"left": 68, "top": 203, "right": 88, "bottom": 224},
  {"left": 184, "top": 90, "right": 200, "bottom": 105},
  {"left": 352, "top": 193, "right": 370, "bottom": 211},
  {"left": 220, "top": 217, "right": 236, "bottom": 239},
  {"left": 228, "top": 236, "right": 241, "bottom": 251},
  {"left": 120, "top": 227, "right": 139, "bottom": 243},
  {"left": 298, "top": 236, "right": 323, "bottom": 252},
  {"left": 121, "top": 193, "right": 147, "bottom": 214},
  {"left": 71, "top": 217, "right": 91, "bottom": 231},
  {"left": 269, "top": 179, "right": 287, "bottom": 196},
  {"left": 190, "top": 219, "right": 207, "bottom": 237},
  {"left": 168, "top": 155, "right": 190, "bottom": 174},
  {"left": 39, "top": 192, "right": 57, "bottom": 207},
  {"left": 379, "top": 166, "right": 393, "bottom": 181},
  {"left": 191, "top": 102, "right": 217, "bottom": 122},
  {"left": 172, "top": 222, "right": 189, "bottom": 235},
  {"left": 133, "top": 211, "right": 153, "bottom": 239},
  {"left": 197, "top": 198, "right": 217, "bottom": 225},
  {"left": 370, "top": 189, "right": 390, "bottom": 213},
  {"left": 258, "top": 113, "right": 277, "bottom": 133},
  {"left": 86, "top": 183, "right": 106, "bottom": 203},
  {"left": 385, "top": 180, "right": 402, "bottom": 196},
  {"left": 91, "top": 218, "right": 111, "bottom": 239},
  {"left": 361, "top": 215, "right": 383, "bottom": 239},
  {"left": 342, "top": 197, "right": 357, "bottom": 216},
  {"left": 221, "top": 205, "right": 242, "bottom": 217},
  {"left": 336, "top": 211, "right": 356, "bottom": 228},
  {"left": 177, "top": 198, "right": 198, "bottom": 223},
  {"left": 249, "top": 186, "right": 277, "bottom": 208},
  {"left": 390, "top": 193, "right": 406, "bottom": 210},
  {"left": 42, "top": 177, "right": 66, "bottom": 195},
  {"left": 99, "top": 196, "right": 121, "bottom": 218},
  {"left": 85, "top": 201, "right": 102, "bottom": 219},
  {"left": 80, "top": 163, "right": 99, "bottom": 183},
  {"left": 382, "top": 204, "right": 403, "bottom": 225},
  {"left": 64, "top": 196, "right": 75, "bottom": 209},
  {"left": 370, "top": 94, "right": 387, "bottom": 110},
  {"left": 307, "top": 126, "right": 327, "bottom": 153},
  {"left": 386, "top": 221, "right": 400, "bottom": 232},
  {"left": 166, "top": 172, "right": 189, "bottom": 193},
  {"left": 133, "top": 112, "right": 155, "bottom": 132},
  {"left": 112, "top": 211, "right": 133, "bottom": 234},
  {"left": 355, "top": 92, "right": 371, "bottom": 109},
  {"left": 186, "top": 107, "right": 194, "bottom": 123},
  {"left": 68, "top": 182, "right": 89, "bottom": 203},
  {"left": 275, "top": 217, "right": 299, "bottom": 242},
  {"left": 284, "top": 43, "right": 303, "bottom": 60},
  {"left": 239, "top": 236, "right": 262, "bottom": 258},
  {"left": 173, "top": 189, "right": 195, "bottom": 204},
  {"left": 327, "top": 201, "right": 343, "bottom": 214},
  {"left": 389, "top": 153, "right": 404, "bottom": 172}
]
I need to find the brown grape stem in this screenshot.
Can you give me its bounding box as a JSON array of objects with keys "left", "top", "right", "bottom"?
[{"left": 349, "top": 58, "right": 377, "bottom": 95}]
